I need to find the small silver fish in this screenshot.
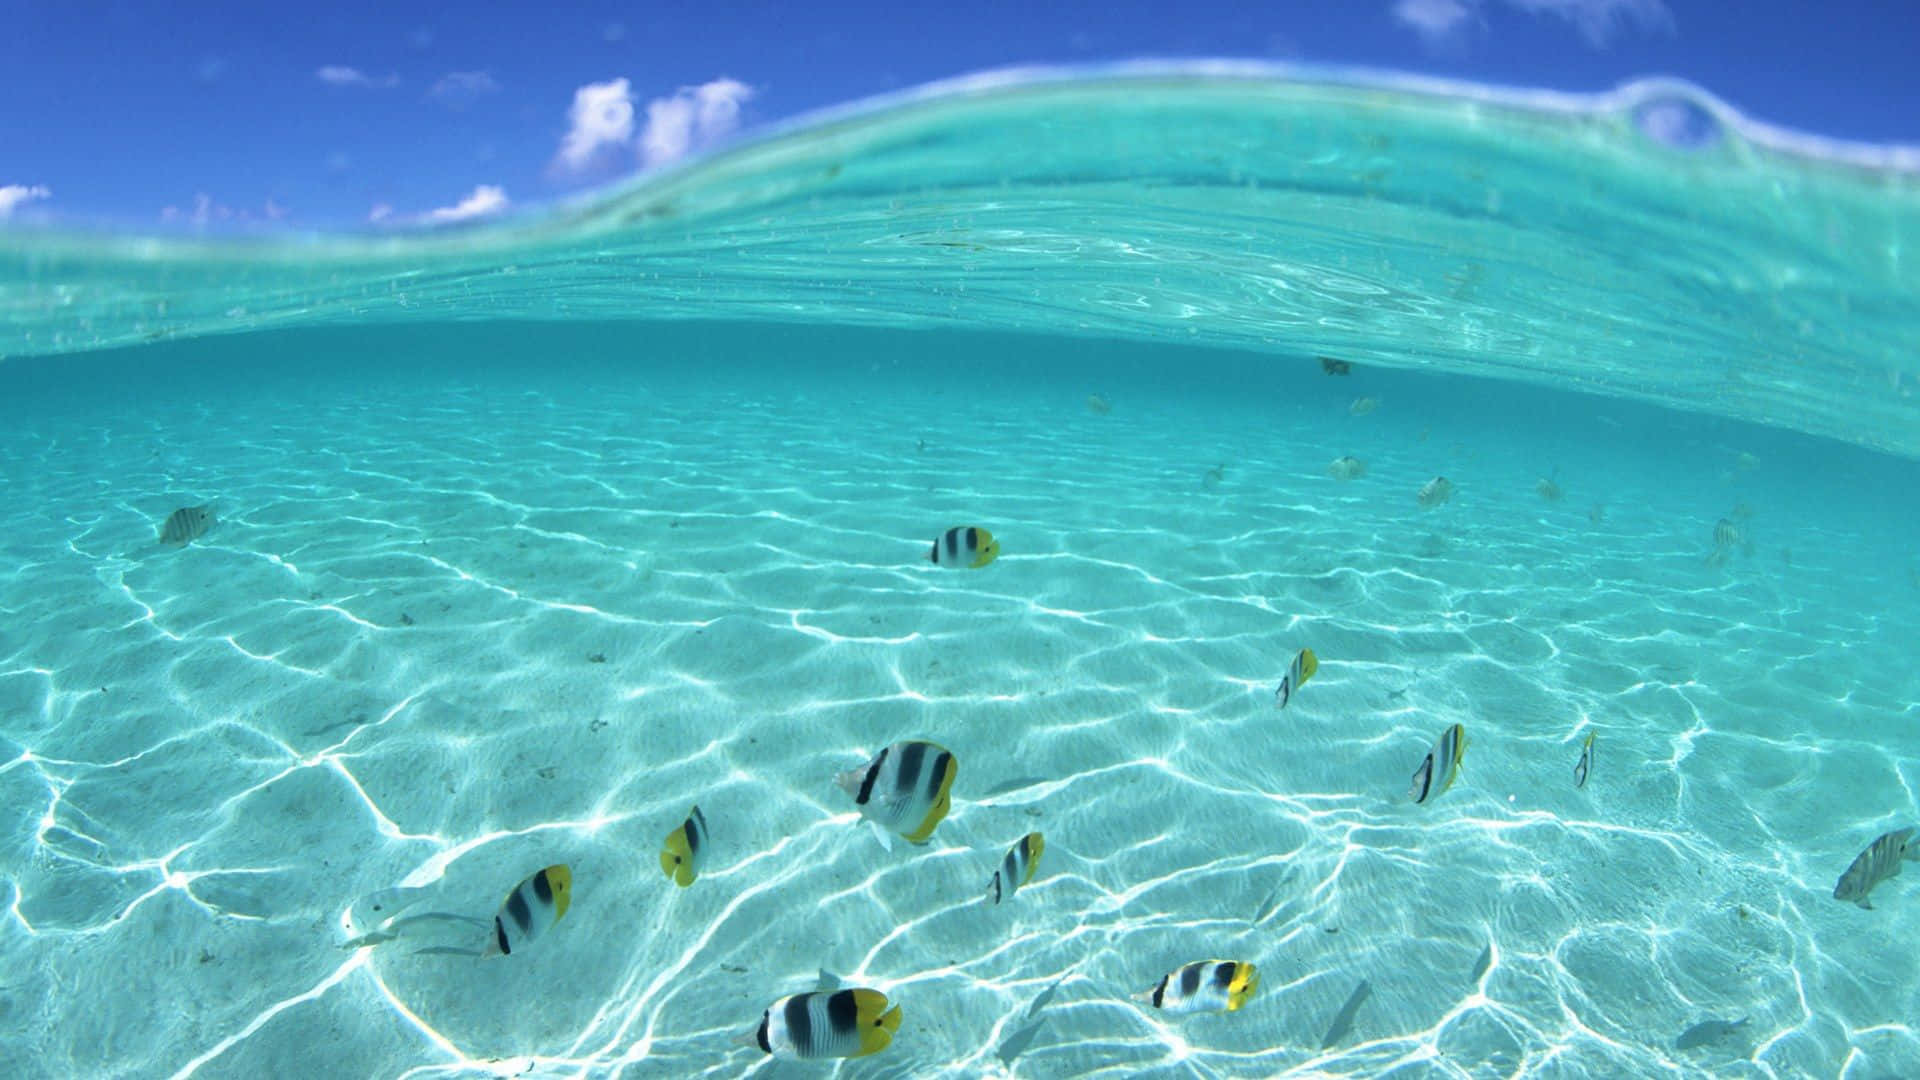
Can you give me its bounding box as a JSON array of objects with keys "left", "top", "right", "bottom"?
[
  {"left": 1674, "top": 1016, "right": 1748, "bottom": 1050},
  {"left": 158, "top": 503, "right": 217, "bottom": 546},
  {"left": 1327, "top": 455, "right": 1367, "bottom": 481},
  {"left": 1417, "top": 476, "right": 1453, "bottom": 509},
  {"left": 1536, "top": 476, "right": 1562, "bottom": 501},
  {"left": 1834, "top": 828, "right": 1920, "bottom": 909}
]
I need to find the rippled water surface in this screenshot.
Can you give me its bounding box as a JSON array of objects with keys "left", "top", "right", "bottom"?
[{"left": 2, "top": 67, "right": 1919, "bottom": 1079}]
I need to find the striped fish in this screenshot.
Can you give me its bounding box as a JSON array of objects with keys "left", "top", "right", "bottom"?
[
  {"left": 984, "top": 832, "right": 1044, "bottom": 905},
  {"left": 1417, "top": 476, "right": 1454, "bottom": 509},
  {"left": 1573, "top": 731, "right": 1596, "bottom": 789},
  {"left": 741, "top": 988, "right": 902, "bottom": 1059},
  {"left": 836, "top": 740, "right": 958, "bottom": 845},
  {"left": 1408, "top": 723, "right": 1467, "bottom": 805},
  {"left": 158, "top": 504, "right": 217, "bottom": 546},
  {"left": 1834, "top": 827, "right": 1920, "bottom": 910},
  {"left": 1135, "top": 960, "right": 1260, "bottom": 1015},
  {"left": 928, "top": 525, "right": 1000, "bottom": 569},
  {"left": 487, "top": 865, "right": 572, "bottom": 956},
  {"left": 1273, "top": 648, "right": 1318, "bottom": 710},
  {"left": 660, "top": 805, "right": 708, "bottom": 887}
]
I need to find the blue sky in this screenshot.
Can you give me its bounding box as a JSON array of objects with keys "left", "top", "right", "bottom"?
[{"left": 3, "top": 1, "right": 1916, "bottom": 229}]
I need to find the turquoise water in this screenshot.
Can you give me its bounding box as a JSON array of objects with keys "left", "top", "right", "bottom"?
[{"left": 3, "top": 67, "right": 1919, "bottom": 1079}]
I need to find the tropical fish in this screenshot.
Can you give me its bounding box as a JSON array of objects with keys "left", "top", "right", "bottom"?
[
  {"left": 158, "top": 504, "right": 216, "bottom": 546},
  {"left": 1469, "top": 943, "right": 1493, "bottom": 983},
  {"left": 1135, "top": 960, "right": 1260, "bottom": 1014},
  {"left": 996, "top": 1018, "right": 1046, "bottom": 1067},
  {"left": 1086, "top": 393, "right": 1112, "bottom": 415},
  {"left": 836, "top": 740, "right": 958, "bottom": 845},
  {"left": 1319, "top": 357, "right": 1353, "bottom": 376},
  {"left": 660, "top": 805, "right": 708, "bottom": 887},
  {"left": 929, "top": 526, "right": 1000, "bottom": 569},
  {"left": 1536, "top": 476, "right": 1562, "bottom": 501},
  {"left": 1202, "top": 464, "right": 1226, "bottom": 489},
  {"left": 1273, "top": 648, "right": 1318, "bottom": 709},
  {"left": 1573, "top": 731, "right": 1596, "bottom": 789},
  {"left": 1327, "top": 455, "right": 1367, "bottom": 480},
  {"left": 1319, "top": 979, "right": 1371, "bottom": 1049},
  {"left": 482, "top": 865, "right": 572, "bottom": 957},
  {"left": 739, "top": 989, "right": 902, "bottom": 1059},
  {"left": 1417, "top": 476, "right": 1454, "bottom": 508},
  {"left": 1348, "top": 397, "right": 1379, "bottom": 416},
  {"left": 1408, "top": 723, "right": 1467, "bottom": 804},
  {"left": 1707, "top": 517, "right": 1752, "bottom": 566},
  {"left": 1833, "top": 827, "right": 1920, "bottom": 909},
  {"left": 1675, "top": 1016, "right": 1749, "bottom": 1050},
  {"left": 985, "top": 832, "right": 1044, "bottom": 905}
]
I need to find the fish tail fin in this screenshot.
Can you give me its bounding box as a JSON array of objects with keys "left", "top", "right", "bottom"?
[
  {"left": 851, "top": 993, "right": 900, "bottom": 1056},
  {"left": 880, "top": 1003, "right": 903, "bottom": 1033}
]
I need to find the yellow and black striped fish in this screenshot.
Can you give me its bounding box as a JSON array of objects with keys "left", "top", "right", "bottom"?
[
  {"left": 835, "top": 740, "right": 958, "bottom": 845},
  {"left": 1572, "top": 732, "right": 1595, "bottom": 790},
  {"left": 928, "top": 525, "right": 1000, "bottom": 569},
  {"left": 487, "top": 865, "right": 572, "bottom": 957},
  {"left": 158, "top": 504, "right": 217, "bottom": 546},
  {"left": 1408, "top": 723, "right": 1467, "bottom": 805},
  {"left": 742, "top": 988, "right": 902, "bottom": 1059},
  {"left": 984, "top": 832, "right": 1044, "bottom": 905},
  {"left": 1136, "top": 960, "right": 1260, "bottom": 1014},
  {"left": 1274, "top": 648, "right": 1318, "bottom": 710},
  {"left": 660, "top": 805, "right": 708, "bottom": 887}
]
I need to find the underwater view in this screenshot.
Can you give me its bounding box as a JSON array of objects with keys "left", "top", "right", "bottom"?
[{"left": 3, "top": 61, "right": 1920, "bottom": 1079}]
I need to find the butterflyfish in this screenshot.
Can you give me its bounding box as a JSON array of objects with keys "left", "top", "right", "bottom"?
[
  {"left": 1573, "top": 731, "right": 1595, "bottom": 789},
  {"left": 929, "top": 525, "right": 1000, "bottom": 568},
  {"left": 1408, "top": 723, "right": 1467, "bottom": 805},
  {"left": 1134, "top": 960, "right": 1260, "bottom": 1014},
  {"left": 835, "top": 740, "right": 958, "bottom": 845},
  {"left": 1273, "top": 648, "right": 1318, "bottom": 709},
  {"left": 739, "top": 989, "right": 902, "bottom": 1059},
  {"left": 985, "top": 832, "right": 1044, "bottom": 905},
  {"left": 660, "top": 805, "right": 708, "bottom": 887},
  {"left": 159, "top": 504, "right": 216, "bottom": 546}
]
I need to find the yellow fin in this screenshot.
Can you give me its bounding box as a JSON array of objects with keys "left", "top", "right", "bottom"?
[
  {"left": 1297, "top": 649, "right": 1318, "bottom": 684},
  {"left": 850, "top": 993, "right": 899, "bottom": 1057}
]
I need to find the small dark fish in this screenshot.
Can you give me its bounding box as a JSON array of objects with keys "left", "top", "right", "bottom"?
[
  {"left": 1469, "top": 943, "right": 1493, "bottom": 983},
  {"left": 1573, "top": 732, "right": 1596, "bottom": 789},
  {"left": 1319, "top": 357, "right": 1353, "bottom": 376},
  {"left": 1251, "top": 886, "right": 1285, "bottom": 926},
  {"left": 996, "top": 1018, "right": 1046, "bottom": 1066},
  {"left": 1320, "top": 979, "right": 1371, "bottom": 1049},
  {"left": 983, "top": 776, "right": 1051, "bottom": 797},
  {"left": 158, "top": 503, "right": 216, "bottom": 546},
  {"left": 1675, "top": 1016, "right": 1748, "bottom": 1050}
]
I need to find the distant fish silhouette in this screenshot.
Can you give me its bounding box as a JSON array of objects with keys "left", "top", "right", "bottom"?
[
  {"left": 1319, "top": 357, "right": 1353, "bottom": 376},
  {"left": 1086, "top": 393, "right": 1112, "bottom": 415},
  {"left": 158, "top": 503, "right": 216, "bottom": 546},
  {"left": 1327, "top": 455, "right": 1367, "bottom": 481},
  {"left": 1536, "top": 476, "right": 1562, "bottom": 501},
  {"left": 1319, "top": 979, "right": 1370, "bottom": 1048},
  {"left": 1417, "top": 476, "right": 1454, "bottom": 509},
  {"left": 1348, "top": 396, "right": 1379, "bottom": 417},
  {"left": 1674, "top": 1016, "right": 1748, "bottom": 1050}
]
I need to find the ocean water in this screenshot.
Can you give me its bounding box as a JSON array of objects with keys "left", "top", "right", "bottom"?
[{"left": 2, "top": 67, "right": 1919, "bottom": 1080}]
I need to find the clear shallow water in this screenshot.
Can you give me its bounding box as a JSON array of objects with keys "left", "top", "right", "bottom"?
[{"left": 2, "top": 68, "right": 1919, "bottom": 1080}]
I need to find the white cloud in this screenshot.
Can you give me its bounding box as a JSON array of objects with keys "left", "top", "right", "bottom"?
[
  {"left": 1508, "top": 0, "right": 1671, "bottom": 46},
  {"left": 422, "top": 185, "right": 508, "bottom": 223},
  {"left": 638, "top": 78, "right": 754, "bottom": 169},
  {"left": 1392, "top": 0, "right": 1670, "bottom": 48},
  {"left": 317, "top": 65, "right": 399, "bottom": 88},
  {"left": 368, "top": 203, "right": 394, "bottom": 223},
  {"left": 0, "top": 184, "right": 51, "bottom": 219},
  {"left": 555, "top": 78, "right": 636, "bottom": 172},
  {"left": 1393, "top": 0, "right": 1477, "bottom": 40},
  {"left": 430, "top": 70, "right": 499, "bottom": 107}
]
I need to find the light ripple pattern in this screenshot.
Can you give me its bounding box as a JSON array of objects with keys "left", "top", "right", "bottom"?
[{"left": 0, "top": 325, "right": 1918, "bottom": 1079}]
